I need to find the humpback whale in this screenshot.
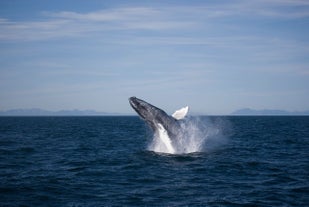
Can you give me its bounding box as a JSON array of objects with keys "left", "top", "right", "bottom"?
[{"left": 129, "top": 96, "right": 189, "bottom": 152}]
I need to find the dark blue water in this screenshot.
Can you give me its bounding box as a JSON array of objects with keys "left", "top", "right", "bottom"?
[{"left": 0, "top": 116, "right": 308, "bottom": 206}]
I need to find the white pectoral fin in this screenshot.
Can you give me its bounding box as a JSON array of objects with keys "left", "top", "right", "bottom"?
[
  {"left": 172, "top": 106, "right": 189, "bottom": 120},
  {"left": 157, "top": 123, "right": 175, "bottom": 154}
]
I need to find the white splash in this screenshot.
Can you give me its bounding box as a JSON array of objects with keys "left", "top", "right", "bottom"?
[{"left": 148, "top": 117, "right": 229, "bottom": 154}]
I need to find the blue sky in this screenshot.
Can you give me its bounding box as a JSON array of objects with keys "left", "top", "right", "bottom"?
[{"left": 0, "top": 0, "right": 308, "bottom": 114}]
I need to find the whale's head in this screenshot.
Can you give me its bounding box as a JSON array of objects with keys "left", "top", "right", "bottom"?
[
  {"left": 129, "top": 97, "right": 159, "bottom": 128},
  {"left": 129, "top": 96, "right": 180, "bottom": 137}
]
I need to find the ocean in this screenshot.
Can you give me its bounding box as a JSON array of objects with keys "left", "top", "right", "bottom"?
[{"left": 0, "top": 116, "right": 308, "bottom": 206}]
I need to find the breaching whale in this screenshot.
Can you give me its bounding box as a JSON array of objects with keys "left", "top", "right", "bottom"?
[{"left": 129, "top": 96, "right": 189, "bottom": 153}]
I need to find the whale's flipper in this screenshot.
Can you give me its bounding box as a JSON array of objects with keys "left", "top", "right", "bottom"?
[
  {"left": 157, "top": 123, "right": 175, "bottom": 154},
  {"left": 172, "top": 106, "right": 189, "bottom": 120}
]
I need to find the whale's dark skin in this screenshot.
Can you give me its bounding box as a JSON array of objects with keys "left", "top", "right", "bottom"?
[{"left": 129, "top": 97, "right": 182, "bottom": 140}]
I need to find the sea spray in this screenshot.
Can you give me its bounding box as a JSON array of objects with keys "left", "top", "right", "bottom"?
[{"left": 148, "top": 116, "right": 229, "bottom": 154}]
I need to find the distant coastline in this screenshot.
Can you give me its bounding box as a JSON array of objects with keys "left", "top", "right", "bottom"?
[
  {"left": 0, "top": 108, "right": 308, "bottom": 116},
  {"left": 231, "top": 108, "right": 309, "bottom": 116},
  {"left": 0, "top": 108, "right": 125, "bottom": 116}
]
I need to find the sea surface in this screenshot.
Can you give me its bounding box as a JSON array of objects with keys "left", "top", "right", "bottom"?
[{"left": 0, "top": 116, "right": 308, "bottom": 206}]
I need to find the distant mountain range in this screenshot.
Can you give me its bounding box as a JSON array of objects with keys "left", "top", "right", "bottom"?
[
  {"left": 231, "top": 108, "right": 309, "bottom": 116},
  {"left": 0, "top": 108, "right": 121, "bottom": 116},
  {"left": 1, "top": 108, "right": 308, "bottom": 116}
]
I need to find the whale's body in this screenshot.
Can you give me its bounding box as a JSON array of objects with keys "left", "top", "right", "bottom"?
[{"left": 129, "top": 97, "right": 189, "bottom": 151}]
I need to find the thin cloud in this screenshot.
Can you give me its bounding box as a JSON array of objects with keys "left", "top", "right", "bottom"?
[
  {"left": 208, "top": 0, "right": 309, "bottom": 18},
  {"left": 0, "top": 7, "right": 194, "bottom": 41},
  {"left": 46, "top": 7, "right": 160, "bottom": 21},
  {"left": 1, "top": 2, "right": 308, "bottom": 41}
]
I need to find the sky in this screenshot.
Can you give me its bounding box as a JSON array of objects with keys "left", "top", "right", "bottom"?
[{"left": 0, "top": 0, "right": 308, "bottom": 115}]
